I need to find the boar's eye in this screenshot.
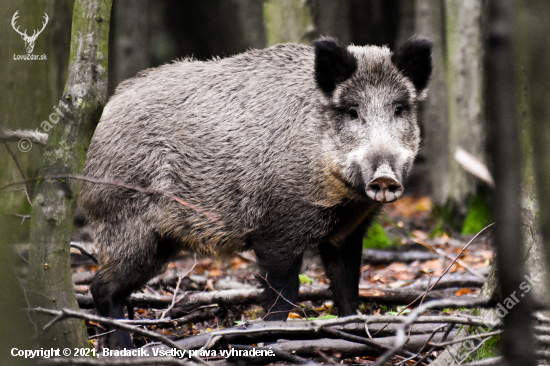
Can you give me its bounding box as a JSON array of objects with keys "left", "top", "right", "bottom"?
[
  {"left": 394, "top": 105, "right": 407, "bottom": 117},
  {"left": 346, "top": 107, "right": 359, "bottom": 120}
]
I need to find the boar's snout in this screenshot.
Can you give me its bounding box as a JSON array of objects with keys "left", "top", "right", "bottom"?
[{"left": 366, "top": 176, "right": 404, "bottom": 203}]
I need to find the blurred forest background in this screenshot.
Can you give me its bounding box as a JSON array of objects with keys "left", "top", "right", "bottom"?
[
  {"left": 2, "top": 0, "right": 550, "bottom": 365},
  {"left": 1, "top": 0, "right": 494, "bottom": 248}
]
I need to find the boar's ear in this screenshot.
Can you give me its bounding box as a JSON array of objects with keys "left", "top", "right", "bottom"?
[
  {"left": 314, "top": 37, "right": 358, "bottom": 94},
  {"left": 391, "top": 36, "right": 433, "bottom": 96}
]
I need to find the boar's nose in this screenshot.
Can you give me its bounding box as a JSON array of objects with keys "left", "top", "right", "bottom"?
[{"left": 366, "top": 176, "right": 404, "bottom": 203}]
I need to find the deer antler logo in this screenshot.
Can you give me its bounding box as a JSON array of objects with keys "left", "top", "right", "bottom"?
[{"left": 12, "top": 11, "right": 49, "bottom": 54}]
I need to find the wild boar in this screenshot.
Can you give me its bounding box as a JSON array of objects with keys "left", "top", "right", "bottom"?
[{"left": 80, "top": 36, "right": 432, "bottom": 348}]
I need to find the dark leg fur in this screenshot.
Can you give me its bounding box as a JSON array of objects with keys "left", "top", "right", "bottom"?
[
  {"left": 91, "top": 274, "right": 135, "bottom": 349},
  {"left": 91, "top": 232, "right": 176, "bottom": 349},
  {"left": 318, "top": 230, "right": 364, "bottom": 316},
  {"left": 254, "top": 245, "right": 303, "bottom": 320}
]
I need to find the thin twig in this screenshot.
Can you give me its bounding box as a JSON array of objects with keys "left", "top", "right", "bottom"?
[
  {"left": 429, "top": 329, "right": 502, "bottom": 347},
  {"left": 161, "top": 254, "right": 198, "bottom": 319},
  {"left": 409, "top": 273, "right": 433, "bottom": 339},
  {"left": 88, "top": 329, "right": 115, "bottom": 339},
  {"left": 456, "top": 335, "right": 493, "bottom": 366},
  {"left": 70, "top": 242, "right": 99, "bottom": 264},
  {"left": 411, "top": 322, "right": 456, "bottom": 366},
  {"left": 4, "top": 144, "right": 32, "bottom": 205},
  {"left": 258, "top": 273, "right": 308, "bottom": 319},
  {"left": 0, "top": 174, "right": 219, "bottom": 221},
  {"left": 30, "top": 307, "right": 210, "bottom": 366},
  {"left": 373, "top": 298, "right": 491, "bottom": 366},
  {"left": 373, "top": 223, "right": 495, "bottom": 337},
  {"left": 425, "top": 223, "right": 494, "bottom": 295},
  {"left": 432, "top": 247, "right": 482, "bottom": 278},
  {"left": 161, "top": 276, "right": 183, "bottom": 319},
  {"left": 396, "top": 324, "right": 446, "bottom": 366},
  {"left": 14, "top": 213, "right": 31, "bottom": 225}
]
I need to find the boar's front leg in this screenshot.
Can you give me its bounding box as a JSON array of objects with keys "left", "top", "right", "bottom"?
[
  {"left": 253, "top": 244, "right": 303, "bottom": 320},
  {"left": 318, "top": 229, "right": 364, "bottom": 316}
]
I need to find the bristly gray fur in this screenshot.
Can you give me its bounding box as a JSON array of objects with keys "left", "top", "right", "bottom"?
[{"left": 80, "top": 38, "right": 431, "bottom": 345}]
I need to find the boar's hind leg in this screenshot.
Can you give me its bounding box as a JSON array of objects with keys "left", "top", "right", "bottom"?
[
  {"left": 254, "top": 246, "right": 303, "bottom": 320},
  {"left": 319, "top": 230, "right": 364, "bottom": 316},
  {"left": 91, "top": 223, "right": 175, "bottom": 349}
]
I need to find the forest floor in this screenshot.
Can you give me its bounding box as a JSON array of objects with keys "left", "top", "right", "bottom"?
[{"left": 70, "top": 193, "right": 494, "bottom": 365}]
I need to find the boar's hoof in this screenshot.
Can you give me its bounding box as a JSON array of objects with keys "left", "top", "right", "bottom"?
[{"left": 366, "top": 176, "right": 403, "bottom": 203}]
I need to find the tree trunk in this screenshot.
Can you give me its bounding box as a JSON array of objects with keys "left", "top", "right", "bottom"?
[
  {"left": 0, "top": 0, "right": 72, "bottom": 243},
  {"left": 431, "top": 1, "right": 547, "bottom": 364},
  {"left": 524, "top": 0, "right": 550, "bottom": 302},
  {"left": 0, "top": 0, "right": 73, "bottom": 359},
  {"left": 443, "top": 0, "right": 487, "bottom": 214},
  {"left": 311, "top": 0, "right": 351, "bottom": 44},
  {"left": 233, "top": 0, "right": 268, "bottom": 49},
  {"left": 395, "top": 0, "right": 416, "bottom": 47},
  {"left": 415, "top": 0, "right": 450, "bottom": 205},
  {"left": 485, "top": 0, "right": 534, "bottom": 363},
  {"left": 108, "top": 0, "right": 150, "bottom": 95},
  {"left": 27, "top": 0, "right": 113, "bottom": 349},
  {"left": 263, "top": 0, "right": 316, "bottom": 45}
]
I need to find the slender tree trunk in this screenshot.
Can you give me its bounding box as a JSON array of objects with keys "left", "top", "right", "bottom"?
[
  {"left": 311, "top": 0, "right": 351, "bottom": 44},
  {"left": 27, "top": 0, "right": 113, "bottom": 349},
  {"left": 444, "top": 0, "right": 487, "bottom": 214},
  {"left": 486, "top": 0, "right": 535, "bottom": 363},
  {"left": 395, "top": 0, "right": 415, "bottom": 47},
  {"left": 233, "top": 0, "right": 268, "bottom": 49},
  {"left": 415, "top": 0, "right": 450, "bottom": 206},
  {"left": 524, "top": 0, "right": 550, "bottom": 302},
  {"left": 263, "top": 0, "right": 316, "bottom": 45},
  {"left": 108, "top": 0, "right": 150, "bottom": 95}
]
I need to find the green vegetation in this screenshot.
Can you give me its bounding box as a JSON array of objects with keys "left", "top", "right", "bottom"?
[
  {"left": 461, "top": 194, "right": 492, "bottom": 235},
  {"left": 299, "top": 274, "right": 313, "bottom": 285},
  {"left": 463, "top": 334, "right": 501, "bottom": 362},
  {"left": 363, "top": 222, "right": 399, "bottom": 249}
]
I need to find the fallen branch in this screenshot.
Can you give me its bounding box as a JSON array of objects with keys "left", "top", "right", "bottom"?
[
  {"left": 461, "top": 358, "right": 503, "bottom": 366},
  {"left": 248, "top": 332, "right": 458, "bottom": 358},
  {"left": 0, "top": 129, "right": 48, "bottom": 145},
  {"left": 170, "top": 314, "right": 497, "bottom": 350},
  {"left": 30, "top": 307, "right": 209, "bottom": 366},
  {"left": 373, "top": 298, "right": 492, "bottom": 366},
  {"left": 76, "top": 285, "right": 464, "bottom": 313},
  {"left": 406, "top": 275, "right": 485, "bottom": 291},
  {"left": 362, "top": 249, "right": 439, "bottom": 264}
]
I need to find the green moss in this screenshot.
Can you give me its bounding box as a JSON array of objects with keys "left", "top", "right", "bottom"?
[
  {"left": 363, "top": 222, "right": 399, "bottom": 249},
  {"left": 462, "top": 334, "right": 501, "bottom": 362},
  {"left": 461, "top": 195, "right": 492, "bottom": 235},
  {"left": 299, "top": 274, "right": 313, "bottom": 285}
]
